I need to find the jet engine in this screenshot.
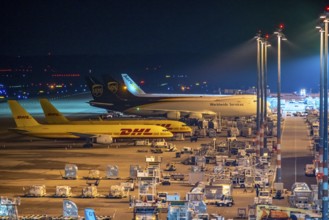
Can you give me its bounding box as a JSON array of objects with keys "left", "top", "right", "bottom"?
[
  {"left": 188, "top": 112, "right": 203, "bottom": 119},
  {"left": 167, "top": 111, "right": 181, "bottom": 120},
  {"left": 93, "top": 135, "right": 113, "bottom": 144}
]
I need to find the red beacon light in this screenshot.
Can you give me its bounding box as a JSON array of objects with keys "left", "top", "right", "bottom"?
[
  {"left": 279, "top": 23, "right": 284, "bottom": 29},
  {"left": 326, "top": 6, "right": 329, "bottom": 11},
  {"left": 265, "top": 34, "right": 269, "bottom": 39}
]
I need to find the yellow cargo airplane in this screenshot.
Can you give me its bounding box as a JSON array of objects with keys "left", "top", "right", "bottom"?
[
  {"left": 8, "top": 100, "right": 173, "bottom": 143},
  {"left": 39, "top": 99, "right": 192, "bottom": 134}
]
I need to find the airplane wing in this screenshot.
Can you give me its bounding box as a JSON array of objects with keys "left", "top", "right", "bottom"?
[
  {"left": 135, "top": 108, "right": 217, "bottom": 118},
  {"left": 8, "top": 128, "right": 29, "bottom": 134},
  {"left": 69, "top": 132, "right": 99, "bottom": 139}
]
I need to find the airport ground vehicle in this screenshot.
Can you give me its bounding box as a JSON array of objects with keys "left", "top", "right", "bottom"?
[
  {"left": 121, "top": 181, "right": 135, "bottom": 191},
  {"left": 151, "top": 139, "right": 168, "bottom": 148},
  {"left": 133, "top": 203, "right": 159, "bottom": 220},
  {"left": 164, "top": 163, "right": 176, "bottom": 171},
  {"left": 231, "top": 176, "right": 253, "bottom": 188},
  {"left": 289, "top": 182, "right": 313, "bottom": 209},
  {"left": 162, "top": 176, "right": 171, "bottom": 185},
  {"left": 82, "top": 185, "right": 98, "bottom": 198},
  {"left": 151, "top": 148, "right": 163, "bottom": 154},
  {"left": 170, "top": 173, "right": 185, "bottom": 181},
  {"left": 254, "top": 191, "right": 272, "bottom": 205},
  {"left": 190, "top": 136, "right": 198, "bottom": 142},
  {"left": 54, "top": 186, "right": 72, "bottom": 197},
  {"left": 305, "top": 164, "right": 315, "bottom": 177},
  {"left": 109, "top": 185, "right": 127, "bottom": 198},
  {"left": 255, "top": 204, "right": 321, "bottom": 219},
  {"left": 134, "top": 139, "right": 152, "bottom": 146},
  {"left": 181, "top": 147, "right": 193, "bottom": 154},
  {"left": 23, "top": 185, "right": 46, "bottom": 197},
  {"left": 215, "top": 195, "right": 234, "bottom": 207}
]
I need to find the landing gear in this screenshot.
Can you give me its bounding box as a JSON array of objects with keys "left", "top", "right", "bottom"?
[{"left": 83, "top": 138, "right": 94, "bottom": 148}]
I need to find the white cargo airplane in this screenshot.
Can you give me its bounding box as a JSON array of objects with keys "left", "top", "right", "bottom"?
[
  {"left": 86, "top": 74, "right": 257, "bottom": 119},
  {"left": 121, "top": 73, "right": 229, "bottom": 98},
  {"left": 121, "top": 73, "right": 258, "bottom": 118}
]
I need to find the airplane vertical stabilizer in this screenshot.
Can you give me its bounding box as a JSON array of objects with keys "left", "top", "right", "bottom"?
[
  {"left": 84, "top": 208, "right": 97, "bottom": 220},
  {"left": 8, "top": 100, "right": 40, "bottom": 127},
  {"left": 39, "top": 99, "right": 70, "bottom": 124},
  {"left": 121, "top": 73, "right": 146, "bottom": 96}
]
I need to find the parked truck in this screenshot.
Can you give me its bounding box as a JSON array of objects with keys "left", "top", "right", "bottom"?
[
  {"left": 133, "top": 203, "right": 159, "bottom": 220},
  {"left": 288, "top": 182, "right": 313, "bottom": 209},
  {"left": 305, "top": 164, "right": 315, "bottom": 177},
  {"left": 254, "top": 190, "right": 272, "bottom": 205},
  {"left": 215, "top": 195, "right": 234, "bottom": 207}
]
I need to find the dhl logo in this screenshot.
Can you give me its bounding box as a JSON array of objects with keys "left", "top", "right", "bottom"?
[
  {"left": 156, "top": 124, "right": 172, "bottom": 130},
  {"left": 47, "top": 113, "right": 60, "bottom": 116},
  {"left": 120, "top": 128, "right": 153, "bottom": 135},
  {"left": 17, "top": 115, "right": 30, "bottom": 119}
]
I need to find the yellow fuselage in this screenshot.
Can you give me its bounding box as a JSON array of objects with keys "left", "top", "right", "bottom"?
[{"left": 14, "top": 124, "right": 173, "bottom": 139}]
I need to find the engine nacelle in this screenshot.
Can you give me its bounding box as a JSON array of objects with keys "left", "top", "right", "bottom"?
[
  {"left": 188, "top": 112, "right": 203, "bottom": 119},
  {"left": 93, "top": 135, "right": 113, "bottom": 144},
  {"left": 167, "top": 111, "right": 181, "bottom": 120}
]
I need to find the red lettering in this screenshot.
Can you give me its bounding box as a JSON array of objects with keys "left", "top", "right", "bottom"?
[
  {"left": 143, "top": 128, "right": 152, "bottom": 135},
  {"left": 120, "top": 128, "right": 153, "bottom": 136},
  {"left": 131, "top": 128, "right": 145, "bottom": 135},
  {"left": 157, "top": 124, "right": 172, "bottom": 130},
  {"left": 161, "top": 124, "right": 171, "bottom": 128},
  {"left": 120, "top": 128, "right": 132, "bottom": 135}
]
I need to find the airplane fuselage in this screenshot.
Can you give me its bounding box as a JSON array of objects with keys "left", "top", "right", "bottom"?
[
  {"left": 103, "top": 95, "right": 257, "bottom": 117},
  {"left": 12, "top": 124, "right": 173, "bottom": 139}
]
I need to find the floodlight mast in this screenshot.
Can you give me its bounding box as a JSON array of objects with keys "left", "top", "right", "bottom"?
[
  {"left": 255, "top": 30, "right": 262, "bottom": 158},
  {"left": 320, "top": 6, "right": 329, "bottom": 218},
  {"left": 263, "top": 34, "right": 270, "bottom": 149},
  {"left": 273, "top": 24, "right": 286, "bottom": 184},
  {"left": 316, "top": 25, "right": 324, "bottom": 201}
]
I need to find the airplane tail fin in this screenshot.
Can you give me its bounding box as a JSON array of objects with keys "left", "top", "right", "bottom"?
[
  {"left": 84, "top": 208, "right": 97, "bottom": 220},
  {"left": 8, "top": 100, "right": 40, "bottom": 127},
  {"left": 39, "top": 99, "right": 70, "bottom": 124},
  {"left": 121, "top": 73, "right": 146, "bottom": 96},
  {"left": 85, "top": 75, "right": 105, "bottom": 100},
  {"left": 85, "top": 74, "right": 138, "bottom": 104}
]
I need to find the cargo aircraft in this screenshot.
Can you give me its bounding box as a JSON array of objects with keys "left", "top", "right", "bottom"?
[
  {"left": 39, "top": 98, "right": 192, "bottom": 134},
  {"left": 86, "top": 75, "right": 257, "bottom": 119},
  {"left": 8, "top": 100, "right": 173, "bottom": 144}
]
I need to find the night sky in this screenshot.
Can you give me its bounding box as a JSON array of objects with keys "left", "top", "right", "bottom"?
[{"left": 0, "top": 0, "right": 328, "bottom": 92}]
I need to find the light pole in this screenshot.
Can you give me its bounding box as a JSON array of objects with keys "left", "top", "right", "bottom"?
[
  {"left": 274, "top": 24, "right": 286, "bottom": 183},
  {"left": 320, "top": 9, "right": 329, "bottom": 218},
  {"left": 316, "top": 25, "right": 324, "bottom": 200},
  {"left": 260, "top": 39, "right": 265, "bottom": 154},
  {"left": 263, "top": 35, "right": 271, "bottom": 149},
  {"left": 255, "top": 31, "right": 262, "bottom": 157}
]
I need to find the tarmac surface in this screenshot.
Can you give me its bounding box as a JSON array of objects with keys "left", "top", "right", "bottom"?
[
  {"left": 281, "top": 116, "right": 317, "bottom": 190},
  {"left": 0, "top": 96, "right": 317, "bottom": 219}
]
